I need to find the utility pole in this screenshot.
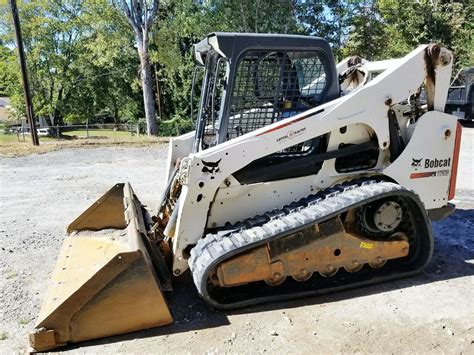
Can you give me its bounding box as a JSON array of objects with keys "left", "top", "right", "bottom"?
[{"left": 9, "top": 0, "right": 39, "bottom": 146}]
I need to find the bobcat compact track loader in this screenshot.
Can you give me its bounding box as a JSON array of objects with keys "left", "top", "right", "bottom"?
[{"left": 30, "top": 33, "right": 462, "bottom": 351}]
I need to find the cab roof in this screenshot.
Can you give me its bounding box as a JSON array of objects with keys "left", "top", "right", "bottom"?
[{"left": 194, "top": 32, "right": 333, "bottom": 65}]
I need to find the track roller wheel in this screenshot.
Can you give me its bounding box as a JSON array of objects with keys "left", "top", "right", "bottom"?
[
  {"left": 292, "top": 270, "right": 313, "bottom": 282},
  {"left": 265, "top": 272, "right": 286, "bottom": 286},
  {"left": 319, "top": 265, "right": 338, "bottom": 278},
  {"left": 344, "top": 261, "right": 363, "bottom": 273},
  {"left": 369, "top": 256, "right": 386, "bottom": 269}
]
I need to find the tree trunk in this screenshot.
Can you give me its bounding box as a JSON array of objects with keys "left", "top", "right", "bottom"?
[
  {"left": 111, "top": 94, "right": 118, "bottom": 126},
  {"left": 154, "top": 64, "right": 163, "bottom": 120},
  {"left": 53, "top": 86, "right": 63, "bottom": 126},
  {"left": 116, "top": 0, "right": 159, "bottom": 136},
  {"left": 138, "top": 47, "right": 158, "bottom": 136},
  {"left": 48, "top": 113, "right": 55, "bottom": 127}
]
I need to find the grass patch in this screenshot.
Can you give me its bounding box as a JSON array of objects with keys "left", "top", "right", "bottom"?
[
  {"left": 0, "top": 135, "right": 169, "bottom": 157},
  {"left": 18, "top": 319, "right": 31, "bottom": 325},
  {"left": 62, "top": 129, "right": 136, "bottom": 138},
  {"left": 0, "top": 133, "right": 19, "bottom": 144},
  {"left": 0, "top": 132, "right": 57, "bottom": 144},
  {"left": 0, "top": 332, "right": 7, "bottom": 340}
]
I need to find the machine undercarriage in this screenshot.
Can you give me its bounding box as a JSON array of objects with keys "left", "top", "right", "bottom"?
[{"left": 190, "top": 179, "right": 432, "bottom": 309}]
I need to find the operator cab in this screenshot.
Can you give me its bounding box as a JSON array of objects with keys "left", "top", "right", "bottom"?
[{"left": 192, "top": 32, "right": 339, "bottom": 152}]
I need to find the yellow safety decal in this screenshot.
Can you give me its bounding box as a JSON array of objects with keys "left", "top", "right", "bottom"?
[{"left": 359, "top": 241, "right": 374, "bottom": 249}]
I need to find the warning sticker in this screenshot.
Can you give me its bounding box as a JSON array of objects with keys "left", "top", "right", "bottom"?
[{"left": 359, "top": 241, "right": 374, "bottom": 249}]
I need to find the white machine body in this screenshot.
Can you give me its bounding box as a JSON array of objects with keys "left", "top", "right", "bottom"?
[{"left": 166, "top": 44, "right": 460, "bottom": 275}]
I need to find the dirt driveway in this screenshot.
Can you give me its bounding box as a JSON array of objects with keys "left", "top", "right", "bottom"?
[{"left": 1, "top": 129, "right": 473, "bottom": 354}]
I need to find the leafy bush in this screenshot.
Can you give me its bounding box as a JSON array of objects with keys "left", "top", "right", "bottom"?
[{"left": 158, "top": 116, "right": 195, "bottom": 137}]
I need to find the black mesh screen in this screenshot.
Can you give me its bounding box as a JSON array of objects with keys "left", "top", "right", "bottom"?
[{"left": 226, "top": 50, "right": 328, "bottom": 142}]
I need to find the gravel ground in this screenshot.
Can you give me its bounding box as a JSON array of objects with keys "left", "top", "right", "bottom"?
[{"left": 0, "top": 128, "right": 473, "bottom": 354}]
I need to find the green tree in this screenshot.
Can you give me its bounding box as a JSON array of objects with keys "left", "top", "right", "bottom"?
[
  {"left": 151, "top": 0, "right": 213, "bottom": 122},
  {"left": 150, "top": 0, "right": 301, "bottom": 128},
  {"left": 0, "top": 42, "right": 24, "bottom": 122},
  {"left": 1, "top": 0, "right": 471, "bottom": 139},
  {"left": 342, "top": 1, "right": 389, "bottom": 60},
  {"left": 295, "top": 0, "right": 369, "bottom": 60},
  {"left": 0, "top": 0, "right": 143, "bottom": 126},
  {"left": 63, "top": 0, "right": 142, "bottom": 124},
  {"left": 377, "top": 0, "right": 473, "bottom": 69},
  {"left": 0, "top": 43, "right": 20, "bottom": 100},
  {"left": 208, "top": 0, "right": 299, "bottom": 34}
]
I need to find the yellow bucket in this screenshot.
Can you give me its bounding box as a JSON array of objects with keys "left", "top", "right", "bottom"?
[{"left": 29, "top": 183, "right": 173, "bottom": 351}]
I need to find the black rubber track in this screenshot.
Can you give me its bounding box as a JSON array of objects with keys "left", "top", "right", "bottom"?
[{"left": 189, "top": 179, "right": 434, "bottom": 310}]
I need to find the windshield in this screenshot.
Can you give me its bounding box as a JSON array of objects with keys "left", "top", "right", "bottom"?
[
  {"left": 226, "top": 50, "right": 328, "bottom": 140},
  {"left": 194, "top": 50, "right": 228, "bottom": 151}
]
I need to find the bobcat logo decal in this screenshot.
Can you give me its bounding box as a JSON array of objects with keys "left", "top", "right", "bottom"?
[
  {"left": 412, "top": 158, "right": 423, "bottom": 170},
  {"left": 201, "top": 159, "right": 221, "bottom": 179}
]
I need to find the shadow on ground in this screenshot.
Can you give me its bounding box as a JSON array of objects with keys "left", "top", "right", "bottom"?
[{"left": 62, "top": 209, "right": 474, "bottom": 352}]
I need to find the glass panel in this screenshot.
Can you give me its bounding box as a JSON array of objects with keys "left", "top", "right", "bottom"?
[{"left": 197, "top": 52, "right": 228, "bottom": 150}]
